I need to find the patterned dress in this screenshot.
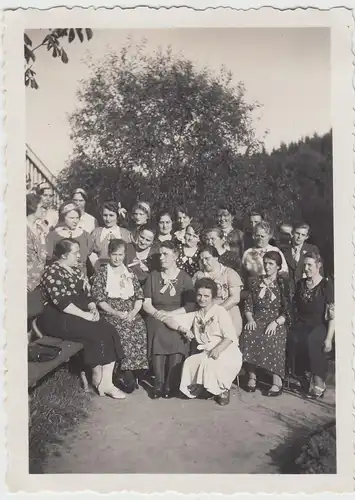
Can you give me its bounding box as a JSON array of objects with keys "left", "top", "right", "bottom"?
[
  {"left": 144, "top": 270, "right": 195, "bottom": 357},
  {"left": 176, "top": 244, "right": 200, "bottom": 277},
  {"left": 27, "top": 222, "right": 47, "bottom": 291},
  {"left": 193, "top": 265, "right": 243, "bottom": 334},
  {"left": 91, "top": 264, "right": 148, "bottom": 371},
  {"left": 46, "top": 227, "right": 91, "bottom": 277},
  {"left": 241, "top": 276, "right": 292, "bottom": 378},
  {"left": 38, "top": 262, "right": 124, "bottom": 367}
]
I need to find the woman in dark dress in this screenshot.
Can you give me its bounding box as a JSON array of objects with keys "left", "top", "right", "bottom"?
[
  {"left": 154, "top": 210, "right": 174, "bottom": 247},
  {"left": 128, "top": 201, "right": 152, "bottom": 244},
  {"left": 143, "top": 241, "right": 195, "bottom": 399},
  {"left": 176, "top": 221, "right": 202, "bottom": 277},
  {"left": 202, "top": 227, "right": 241, "bottom": 273},
  {"left": 288, "top": 252, "right": 335, "bottom": 399},
  {"left": 38, "top": 238, "right": 126, "bottom": 399},
  {"left": 242, "top": 251, "right": 292, "bottom": 396},
  {"left": 91, "top": 239, "right": 149, "bottom": 393},
  {"left": 125, "top": 224, "right": 160, "bottom": 286}
]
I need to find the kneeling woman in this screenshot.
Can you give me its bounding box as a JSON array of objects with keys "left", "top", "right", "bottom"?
[
  {"left": 38, "top": 239, "right": 126, "bottom": 399},
  {"left": 242, "top": 251, "right": 292, "bottom": 396},
  {"left": 91, "top": 239, "right": 149, "bottom": 393},
  {"left": 165, "top": 278, "right": 242, "bottom": 405}
]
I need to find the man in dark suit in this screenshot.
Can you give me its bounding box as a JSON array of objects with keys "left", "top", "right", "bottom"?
[{"left": 284, "top": 223, "right": 319, "bottom": 292}]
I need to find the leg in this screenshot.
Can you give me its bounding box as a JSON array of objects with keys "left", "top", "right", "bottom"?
[
  {"left": 307, "top": 325, "right": 327, "bottom": 397},
  {"left": 244, "top": 362, "right": 257, "bottom": 392},
  {"left": 165, "top": 353, "right": 184, "bottom": 397},
  {"left": 97, "top": 362, "right": 126, "bottom": 399},
  {"left": 151, "top": 355, "right": 166, "bottom": 398}
]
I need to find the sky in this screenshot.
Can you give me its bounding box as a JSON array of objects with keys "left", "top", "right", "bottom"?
[{"left": 26, "top": 28, "right": 330, "bottom": 176}]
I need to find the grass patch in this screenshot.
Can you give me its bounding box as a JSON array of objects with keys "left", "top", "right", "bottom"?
[
  {"left": 29, "top": 363, "right": 93, "bottom": 473},
  {"left": 294, "top": 420, "right": 336, "bottom": 474}
]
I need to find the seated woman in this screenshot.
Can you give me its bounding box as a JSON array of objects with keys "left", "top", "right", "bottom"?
[
  {"left": 37, "top": 239, "right": 126, "bottom": 399},
  {"left": 91, "top": 239, "right": 149, "bottom": 393},
  {"left": 143, "top": 241, "right": 195, "bottom": 399},
  {"left": 242, "top": 221, "right": 288, "bottom": 280},
  {"left": 193, "top": 245, "right": 243, "bottom": 335},
  {"left": 72, "top": 188, "right": 98, "bottom": 234},
  {"left": 173, "top": 205, "right": 193, "bottom": 244},
  {"left": 203, "top": 227, "right": 241, "bottom": 272},
  {"left": 46, "top": 201, "right": 91, "bottom": 277},
  {"left": 126, "top": 224, "right": 160, "bottom": 285},
  {"left": 128, "top": 201, "right": 152, "bottom": 244},
  {"left": 176, "top": 221, "right": 202, "bottom": 277},
  {"left": 27, "top": 193, "right": 48, "bottom": 321},
  {"left": 89, "top": 201, "right": 131, "bottom": 271},
  {"left": 288, "top": 252, "right": 334, "bottom": 399},
  {"left": 242, "top": 251, "right": 292, "bottom": 396},
  {"left": 165, "top": 278, "right": 242, "bottom": 406}
]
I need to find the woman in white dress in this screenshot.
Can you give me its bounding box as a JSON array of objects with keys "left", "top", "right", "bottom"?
[{"left": 165, "top": 277, "right": 242, "bottom": 405}]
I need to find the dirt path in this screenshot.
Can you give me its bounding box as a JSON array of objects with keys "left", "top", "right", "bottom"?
[{"left": 44, "top": 384, "right": 335, "bottom": 474}]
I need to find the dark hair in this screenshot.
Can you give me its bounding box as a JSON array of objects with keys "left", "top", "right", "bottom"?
[
  {"left": 195, "top": 277, "right": 218, "bottom": 299},
  {"left": 35, "top": 183, "right": 53, "bottom": 197},
  {"left": 101, "top": 201, "right": 119, "bottom": 216},
  {"left": 186, "top": 220, "right": 203, "bottom": 236},
  {"left": 26, "top": 193, "right": 41, "bottom": 216},
  {"left": 263, "top": 250, "right": 282, "bottom": 269},
  {"left": 72, "top": 188, "right": 88, "bottom": 202},
  {"left": 159, "top": 240, "right": 179, "bottom": 254},
  {"left": 249, "top": 209, "right": 264, "bottom": 219},
  {"left": 138, "top": 223, "right": 157, "bottom": 237},
  {"left": 53, "top": 238, "right": 79, "bottom": 260},
  {"left": 198, "top": 244, "right": 219, "bottom": 259},
  {"left": 217, "top": 204, "right": 234, "bottom": 216},
  {"left": 157, "top": 210, "right": 174, "bottom": 223},
  {"left": 175, "top": 205, "right": 194, "bottom": 219},
  {"left": 294, "top": 222, "right": 310, "bottom": 235},
  {"left": 108, "top": 238, "right": 127, "bottom": 255}
]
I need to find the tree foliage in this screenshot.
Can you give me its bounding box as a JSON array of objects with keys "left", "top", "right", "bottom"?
[
  {"left": 58, "top": 44, "right": 333, "bottom": 274},
  {"left": 25, "top": 28, "right": 93, "bottom": 89}
]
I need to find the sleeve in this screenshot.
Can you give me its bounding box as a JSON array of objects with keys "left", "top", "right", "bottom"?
[
  {"left": 143, "top": 272, "right": 154, "bottom": 300},
  {"left": 324, "top": 278, "right": 335, "bottom": 320},
  {"left": 226, "top": 268, "right": 243, "bottom": 289},
  {"left": 45, "top": 231, "right": 55, "bottom": 263},
  {"left": 217, "top": 306, "right": 237, "bottom": 341},
  {"left": 132, "top": 274, "right": 144, "bottom": 301},
  {"left": 244, "top": 278, "right": 255, "bottom": 314},
  {"left": 278, "top": 249, "right": 289, "bottom": 275},
  {"left": 170, "top": 311, "right": 196, "bottom": 331},
  {"left": 27, "top": 231, "right": 44, "bottom": 291},
  {"left": 90, "top": 266, "right": 108, "bottom": 303},
  {"left": 41, "top": 267, "right": 75, "bottom": 311},
  {"left": 88, "top": 228, "right": 99, "bottom": 255},
  {"left": 192, "top": 271, "right": 202, "bottom": 285},
  {"left": 278, "top": 277, "right": 292, "bottom": 328}
]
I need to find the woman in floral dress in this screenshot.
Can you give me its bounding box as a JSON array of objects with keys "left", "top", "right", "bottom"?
[
  {"left": 176, "top": 221, "right": 202, "bottom": 277},
  {"left": 91, "top": 238, "right": 148, "bottom": 393},
  {"left": 242, "top": 251, "right": 292, "bottom": 397}
]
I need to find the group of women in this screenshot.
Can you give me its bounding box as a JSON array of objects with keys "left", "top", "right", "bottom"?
[{"left": 27, "top": 183, "right": 335, "bottom": 405}]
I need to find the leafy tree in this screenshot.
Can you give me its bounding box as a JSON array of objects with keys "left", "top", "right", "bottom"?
[{"left": 25, "top": 28, "right": 93, "bottom": 88}]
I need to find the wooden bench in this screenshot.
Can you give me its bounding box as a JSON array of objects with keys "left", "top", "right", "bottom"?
[{"left": 28, "top": 335, "right": 84, "bottom": 389}]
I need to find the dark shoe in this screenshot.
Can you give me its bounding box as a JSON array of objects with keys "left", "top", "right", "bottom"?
[
  {"left": 244, "top": 384, "right": 256, "bottom": 393},
  {"left": 162, "top": 388, "right": 173, "bottom": 399},
  {"left": 263, "top": 385, "right": 283, "bottom": 397},
  {"left": 151, "top": 387, "right": 163, "bottom": 399},
  {"left": 215, "top": 390, "right": 230, "bottom": 406}
]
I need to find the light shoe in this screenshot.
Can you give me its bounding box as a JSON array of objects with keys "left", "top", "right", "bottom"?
[{"left": 97, "top": 382, "right": 127, "bottom": 399}]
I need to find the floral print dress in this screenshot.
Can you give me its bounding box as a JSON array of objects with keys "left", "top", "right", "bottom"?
[
  {"left": 241, "top": 276, "right": 292, "bottom": 378},
  {"left": 91, "top": 264, "right": 148, "bottom": 371}
]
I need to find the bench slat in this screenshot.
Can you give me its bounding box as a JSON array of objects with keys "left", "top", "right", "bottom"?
[{"left": 28, "top": 337, "right": 83, "bottom": 388}]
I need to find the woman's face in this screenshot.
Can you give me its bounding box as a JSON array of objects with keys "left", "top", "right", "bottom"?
[
  {"left": 64, "top": 243, "right": 81, "bottom": 267},
  {"left": 109, "top": 246, "right": 126, "bottom": 267},
  {"left": 304, "top": 257, "right": 320, "bottom": 278},
  {"left": 249, "top": 214, "right": 262, "bottom": 230},
  {"left": 132, "top": 208, "right": 148, "bottom": 226},
  {"left": 103, "top": 208, "right": 118, "bottom": 228},
  {"left": 254, "top": 228, "right": 270, "bottom": 248},
  {"left": 263, "top": 257, "right": 279, "bottom": 277},
  {"left": 204, "top": 231, "right": 223, "bottom": 250},
  {"left": 185, "top": 226, "right": 200, "bottom": 248},
  {"left": 199, "top": 250, "right": 219, "bottom": 273},
  {"left": 137, "top": 229, "right": 155, "bottom": 251},
  {"left": 72, "top": 193, "right": 86, "bottom": 213},
  {"left": 217, "top": 210, "right": 232, "bottom": 229},
  {"left": 158, "top": 214, "right": 173, "bottom": 235},
  {"left": 41, "top": 188, "right": 54, "bottom": 209},
  {"left": 64, "top": 210, "right": 79, "bottom": 231},
  {"left": 159, "top": 247, "right": 176, "bottom": 270},
  {"left": 177, "top": 211, "right": 191, "bottom": 230},
  {"left": 196, "top": 287, "right": 213, "bottom": 309}
]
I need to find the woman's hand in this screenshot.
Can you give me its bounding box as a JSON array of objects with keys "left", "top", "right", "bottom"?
[
  {"left": 208, "top": 345, "right": 223, "bottom": 360},
  {"left": 265, "top": 321, "right": 278, "bottom": 336},
  {"left": 154, "top": 310, "right": 169, "bottom": 322},
  {"left": 115, "top": 311, "right": 128, "bottom": 320},
  {"left": 178, "top": 326, "right": 194, "bottom": 340},
  {"left": 245, "top": 319, "right": 257, "bottom": 331},
  {"left": 324, "top": 337, "right": 333, "bottom": 353},
  {"left": 83, "top": 311, "right": 99, "bottom": 322},
  {"left": 125, "top": 311, "right": 137, "bottom": 322}
]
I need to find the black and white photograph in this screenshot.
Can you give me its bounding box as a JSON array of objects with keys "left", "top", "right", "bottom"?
[{"left": 3, "top": 5, "right": 354, "bottom": 493}]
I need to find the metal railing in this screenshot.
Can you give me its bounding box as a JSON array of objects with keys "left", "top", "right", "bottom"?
[{"left": 26, "top": 144, "right": 61, "bottom": 207}]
